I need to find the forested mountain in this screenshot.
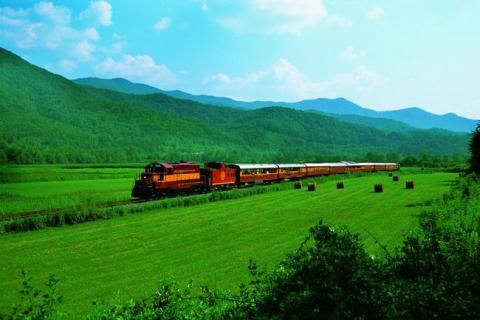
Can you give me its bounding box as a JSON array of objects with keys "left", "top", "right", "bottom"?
[
  {"left": 74, "top": 77, "right": 417, "bottom": 133},
  {"left": 74, "top": 77, "right": 161, "bottom": 95},
  {"left": 318, "top": 113, "right": 416, "bottom": 133},
  {"left": 75, "top": 77, "right": 478, "bottom": 133},
  {"left": 0, "top": 48, "right": 469, "bottom": 164}
]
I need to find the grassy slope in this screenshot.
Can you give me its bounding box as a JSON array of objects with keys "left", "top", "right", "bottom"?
[{"left": 0, "top": 172, "right": 455, "bottom": 316}]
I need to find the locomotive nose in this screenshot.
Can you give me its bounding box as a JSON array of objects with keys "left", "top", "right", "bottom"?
[{"left": 132, "top": 180, "right": 153, "bottom": 199}]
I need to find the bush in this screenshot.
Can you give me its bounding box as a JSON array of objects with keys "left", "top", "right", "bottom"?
[
  {"left": 469, "top": 122, "right": 480, "bottom": 173},
  {"left": 5, "top": 271, "right": 63, "bottom": 319},
  {"left": 250, "top": 222, "right": 387, "bottom": 319},
  {"left": 294, "top": 181, "right": 302, "bottom": 189}
]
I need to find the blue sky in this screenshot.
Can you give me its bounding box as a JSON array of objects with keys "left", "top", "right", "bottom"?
[{"left": 1, "top": 0, "right": 479, "bottom": 119}]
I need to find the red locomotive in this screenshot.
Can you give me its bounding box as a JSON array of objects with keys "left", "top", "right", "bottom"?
[{"left": 132, "top": 161, "right": 400, "bottom": 199}]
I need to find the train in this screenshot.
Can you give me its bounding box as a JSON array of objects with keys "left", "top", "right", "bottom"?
[{"left": 131, "top": 161, "right": 400, "bottom": 199}]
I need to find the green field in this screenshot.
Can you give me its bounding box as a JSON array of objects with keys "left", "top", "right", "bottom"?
[
  {"left": 0, "top": 165, "right": 141, "bottom": 217},
  {"left": 0, "top": 169, "right": 456, "bottom": 317}
]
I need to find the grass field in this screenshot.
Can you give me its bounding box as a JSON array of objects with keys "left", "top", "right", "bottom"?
[
  {"left": 0, "top": 170, "right": 456, "bottom": 317},
  {"left": 0, "top": 165, "right": 141, "bottom": 217}
]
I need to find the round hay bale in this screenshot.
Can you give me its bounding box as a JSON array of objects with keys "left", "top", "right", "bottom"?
[
  {"left": 337, "top": 181, "right": 344, "bottom": 189},
  {"left": 374, "top": 184, "right": 384, "bottom": 193},
  {"left": 308, "top": 182, "right": 316, "bottom": 192},
  {"left": 392, "top": 175, "right": 399, "bottom": 182},
  {"left": 388, "top": 172, "right": 393, "bottom": 177},
  {"left": 406, "top": 180, "right": 415, "bottom": 189},
  {"left": 294, "top": 181, "right": 302, "bottom": 189}
]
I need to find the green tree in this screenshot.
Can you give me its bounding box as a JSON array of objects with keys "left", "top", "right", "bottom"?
[{"left": 469, "top": 122, "right": 480, "bottom": 173}]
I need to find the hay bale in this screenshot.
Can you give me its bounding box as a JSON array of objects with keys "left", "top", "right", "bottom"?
[
  {"left": 388, "top": 172, "right": 393, "bottom": 177},
  {"left": 374, "top": 184, "right": 384, "bottom": 193},
  {"left": 294, "top": 181, "right": 302, "bottom": 189},
  {"left": 406, "top": 181, "right": 415, "bottom": 189},
  {"left": 308, "top": 182, "right": 316, "bottom": 191},
  {"left": 392, "top": 175, "right": 399, "bottom": 182},
  {"left": 337, "top": 181, "right": 344, "bottom": 189}
]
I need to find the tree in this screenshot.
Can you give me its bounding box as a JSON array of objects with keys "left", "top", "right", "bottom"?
[{"left": 470, "top": 122, "right": 480, "bottom": 173}]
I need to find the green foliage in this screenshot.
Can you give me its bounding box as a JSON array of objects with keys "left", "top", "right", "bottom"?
[
  {"left": 249, "top": 224, "right": 386, "bottom": 319},
  {"left": 469, "top": 123, "right": 480, "bottom": 173},
  {"left": 3, "top": 271, "right": 63, "bottom": 320},
  {"left": 86, "top": 282, "right": 251, "bottom": 320},
  {"left": 0, "top": 48, "right": 469, "bottom": 164}
]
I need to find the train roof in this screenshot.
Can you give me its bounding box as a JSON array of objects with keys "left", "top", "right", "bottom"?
[
  {"left": 341, "top": 161, "right": 361, "bottom": 166},
  {"left": 229, "top": 163, "right": 278, "bottom": 170},
  {"left": 304, "top": 163, "right": 347, "bottom": 167},
  {"left": 277, "top": 163, "right": 306, "bottom": 168}
]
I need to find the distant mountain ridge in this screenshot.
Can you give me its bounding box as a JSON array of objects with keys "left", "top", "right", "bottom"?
[{"left": 74, "top": 77, "right": 478, "bottom": 133}]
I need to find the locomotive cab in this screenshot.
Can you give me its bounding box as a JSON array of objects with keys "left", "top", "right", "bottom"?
[
  {"left": 132, "top": 162, "right": 167, "bottom": 199},
  {"left": 132, "top": 161, "right": 204, "bottom": 199}
]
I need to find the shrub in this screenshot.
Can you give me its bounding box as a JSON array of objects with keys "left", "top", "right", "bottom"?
[
  {"left": 5, "top": 271, "right": 63, "bottom": 319},
  {"left": 294, "top": 181, "right": 302, "bottom": 189},
  {"left": 246, "top": 222, "right": 386, "bottom": 319},
  {"left": 469, "top": 122, "right": 480, "bottom": 173}
]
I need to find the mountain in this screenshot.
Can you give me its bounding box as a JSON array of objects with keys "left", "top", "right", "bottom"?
[
  {"left": 72, "top": 78, "right": 416, "bottom": 132},
  {"left": 379, "top": 107, "right": 477, "bottom": 133},
  {"left": 324, "top": 113, "right": 416, "bottom": 133},
  {"left": 74, "top": 77, "right": 478, "bottom": 133},
  {"left": 0, "top": 48, "right": 469, "bottom": 164},
  {"left": 74, "top": 77, "right": 161, "bottom": 95}
]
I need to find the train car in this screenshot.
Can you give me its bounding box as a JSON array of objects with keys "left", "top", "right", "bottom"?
[
  {"left": 201, "top": 162, "right": 236, "bottom": 190},
  {"left": 132, "top": 161, "right": 204, "bottom": 199},
  {"left": 385, "top": 163, "right": 400, "bottom": 171},
  {"left": 343, "top": 162, "right": 363, "bottom": 173},
  {"left": 304, "top": 163, "right": 332, "bottom": 177},
  {"left": 372, "top": 163, "right": 387, "bottom": 171},
  {"left": 329, "top": 162, "right": 349, "bottom": 174},
  {"left": 278, "top": 163, "right": 306, "bottom": 180},
  {"left": 228, "top": 163, "right": 279, "bottom": 186},
  {"left": 357, "top": 162, "right": 376, "bottom": 172}
]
